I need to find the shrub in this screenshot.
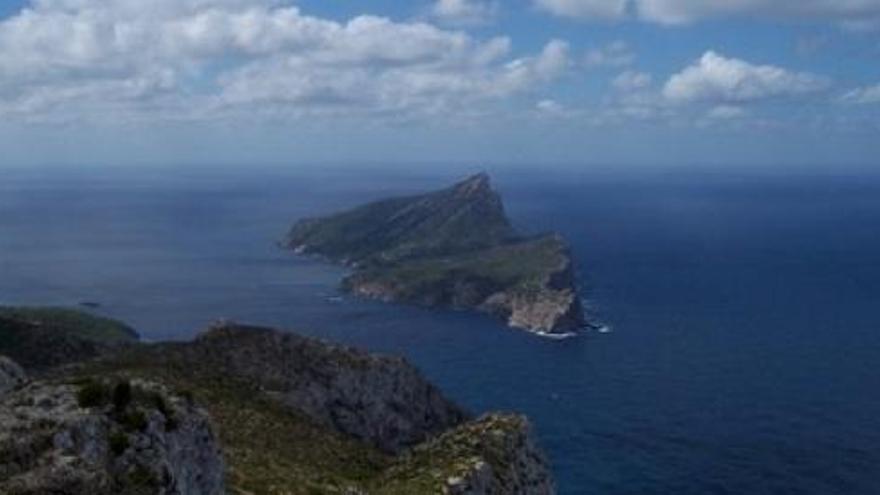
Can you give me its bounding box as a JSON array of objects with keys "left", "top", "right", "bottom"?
[
  {"left": 152, "top": 393, "right": 178, "bottom": 432},
  {"left": 112, "top": 381, "right": 132, "bottom": 412},
  {"left": 109, "top": 432, "right": 129, "bottom": 456},
  {"left": 77, "top": 380, "right": 109, "bottom": 408},
  {"left": 120, "top": 410, "right": 148, "bottom": 432}
]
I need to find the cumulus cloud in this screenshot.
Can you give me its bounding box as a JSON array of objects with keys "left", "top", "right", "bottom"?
[
  {"left": 612, "top": 70, "right": 652, "bottom": 91},
  {"left": 0, "top": 0, "right": 569, "bottom": 123},
  {"left": 430, "top": 0, "right": 497, "bottom": 25},
  {"left": 840, "top": 84, "right": 880, "bottom": 104},
  {"left": 637, "top": 0, "right": 880, "bottom": 25},
  {"left": 663, "top": 51, "right": 830, "bottom": 104},
  {"left": 533, "top": 0, "right": 880, "bottom": 26},
  {"left": 584, "top": 41, "right": 635, "bottom": 68},
  {"left": 534, "top": 0, "right": 628, "bottom": 20},
  {"left": 706, "top": 105, "right": 747, "bottom": 119}
]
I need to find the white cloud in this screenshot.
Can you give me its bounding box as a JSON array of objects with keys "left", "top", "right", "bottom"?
[
  {"left": 584, "top": 41, "right": 635, "bottom": 68},
  {"left": 534, "top": 0, "right": 628, "bottom": 20},
  {"left": 637, "top": 0, "right": 880, "bottom": 25},
  {"left": 706, "top": 105, "right": 747, "bottom": 119},
  {"left": 0, "top": 0, "right": 570, "bottom": 123},
  {"left": 840, "top": 84, "right": 880, "bottom": 104},
  {"left": 430, "top": 0, "right": 496, "bottom": 26},
  {"left": 663, "top": 51, "right": 830, "bottom": 104},
  {"left": 532, "top": 0, "right": 880, "bottom": 26},
  {"left": 612, "top": 70, "right": 652, "bottom": 91}
]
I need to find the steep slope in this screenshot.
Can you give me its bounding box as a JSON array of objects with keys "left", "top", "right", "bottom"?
[
  {"left": 286, "top": 173, "right": 517, "bottom": 266},
  {"left": 285, "top": 173, "right": 585, "bottom": 334},
  {"left": 0, "top": 307, "right": 139, "bottom": 370},
  {"left": 2, "top": 313, "right": 557, "bottom": 494}
]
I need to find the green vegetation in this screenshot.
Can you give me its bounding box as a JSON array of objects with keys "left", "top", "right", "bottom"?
[
  {"left": 0, "top": 306, "right": 138, "bottom": 343},
  {"left": 286, "top": 173, "right": 517, "bottom": 266},
  {"left": 344, "top": 234, "right": 569, "bottom": 307},
  {"left": 286, "top": 174, "right": 583, "bottom": 332},
  {"left": 0, "top": 306, "right": 139, "bottom": 369},
  {"left": 119, "top": 409, "right": 148, "bottom": 432},
  {"left": 112, "top": 381, "right": 133, "bottom": 411},
  {"left": 75, "top": 354, "right": 390, "bottom": 494},
  {"left": 66, "top": 337, "right": 513, "bottom": 495},
  {"left": 109, "top": 431, "right": 130, "bottom": 456},
  {"left": 76, "top": 379, "right": 110, "bottom": 408}
]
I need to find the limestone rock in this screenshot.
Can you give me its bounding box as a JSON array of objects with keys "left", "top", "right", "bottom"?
[
  {"left": 0, "top": 356, "right": 26, "bottom": 396},
  {"left": 0, "top": 379, "right": 225, "bottom": 494}
]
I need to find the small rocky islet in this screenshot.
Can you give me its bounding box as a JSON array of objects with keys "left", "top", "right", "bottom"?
[
  {"left": 0, "top": 307, "right": 556, "bottom": 494},
  {"left": 285, "top": 173, "right": 586, "bottom": 335}
]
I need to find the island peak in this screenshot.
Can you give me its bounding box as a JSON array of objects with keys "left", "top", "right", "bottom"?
[{"left": 286, "top": 174, "right": 586, "bottom": 335}]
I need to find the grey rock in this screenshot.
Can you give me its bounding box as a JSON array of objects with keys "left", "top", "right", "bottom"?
[
  {"left": 0, "top": 356, "right": 26, "bottom": 396},
  {"left": 0, "top": 380, "right": 224, "bottom": 495},
  {"left": 186, "top": 322, "right": 469, "bottom": 453}
]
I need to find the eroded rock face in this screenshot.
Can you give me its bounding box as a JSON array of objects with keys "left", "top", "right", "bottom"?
[
  {"left": 444, "top": 414, "right": 556, "bottom": 495},
  {"left": 0, "top": 379, "right": 225, "bottom": 495},
  {"left": 384, "top": 413, "right": 556, "bottom": 495},
  {"left": 180, "top": 322, "right": 468, "bottom": 453},
  {"left": 480, "top": 251, "right": 584, "bottom": 334}
]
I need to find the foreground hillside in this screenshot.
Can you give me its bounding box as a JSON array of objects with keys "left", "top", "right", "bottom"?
[
  {"left": 0, "top": 308, "right": 556, "bottom": 494},
  {"left": 286, "top": 173, "right": 585, "bottom": 335}
]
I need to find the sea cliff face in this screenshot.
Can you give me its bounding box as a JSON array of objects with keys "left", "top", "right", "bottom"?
[
  {"left": 156, "top": 322, "right": 468, "bottom": 453},
  {"left": 286, "top": 174, "right": 586, "bottom": 335},
  {"left": 1, "top": 310, "right": 557, "bottom": 494}
]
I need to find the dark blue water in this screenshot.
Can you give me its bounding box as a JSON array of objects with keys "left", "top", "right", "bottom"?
[{"left": 2, "top": 165, "right": 879, "bottom": 494}]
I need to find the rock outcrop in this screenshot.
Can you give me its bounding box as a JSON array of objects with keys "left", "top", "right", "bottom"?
[
  {"left": 0, "top": 378, "right": 224, "bottom": 495},
  {"left": 380, "top": 413, "right": 555, "bottom": 494},
  {"left": 286, "top": 174, "right": 586, "bottom": 335},
  {"left": 0, "top": 356, "right": 26, "bottom": 396},
  {"left": 130, "top": 322, "right": 468, "bottom": 453}
]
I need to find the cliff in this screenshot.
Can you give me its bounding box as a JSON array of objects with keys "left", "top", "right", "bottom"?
[
  {"left": 1, "top": 310, "right": 556, "bottom": 494},
  {"left": 286, "top": 174, "right": 585, "bottom": 335},
  {"left": 0, "top": 359, "right": 225, "bottom": 494}
]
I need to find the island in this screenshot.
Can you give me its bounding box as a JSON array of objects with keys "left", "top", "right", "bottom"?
[
  {"left": 0, "top": 307, "right": 556, "bottom": 494},
  {"left": 285, "top": 173, "right": 586, "bottom": 335}
]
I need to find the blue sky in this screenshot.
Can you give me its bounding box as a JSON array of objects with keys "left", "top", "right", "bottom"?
[{"left": 1, "top": 0, "right": 879, "bottom": 168}]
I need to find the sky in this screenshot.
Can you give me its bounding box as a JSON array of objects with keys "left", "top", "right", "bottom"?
[{"left": 1, "top": 0, "right": 879, "bottom": 169}]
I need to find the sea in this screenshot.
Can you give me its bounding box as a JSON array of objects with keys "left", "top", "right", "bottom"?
[{"left": 2, "top": 164, "right": 879, "bottom": 494}]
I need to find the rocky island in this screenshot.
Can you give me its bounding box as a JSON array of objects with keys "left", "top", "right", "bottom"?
[
  {"left": 1, "top": 306, "right": 556, "bottom": 494},
  {"left": 285, "top": 173, "right": 585, "bottom": 335}
]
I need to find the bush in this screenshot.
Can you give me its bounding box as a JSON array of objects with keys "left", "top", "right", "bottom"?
[
  {"left": 109, "top": 432, "right": 130, "bottom": 456},
  {"left": 120, "top": 410, "right": 148, "bottom": 432},
  {"left": 77, "top": 380, "right": 109, "bottom": 408},
  {"left": 152, "top": 393, "right": 178, "bottom": 432},
  {"left": 112, "top": 381, "right": 132, "bottom": 412}
]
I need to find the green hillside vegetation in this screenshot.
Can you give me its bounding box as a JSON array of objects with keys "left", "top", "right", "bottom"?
[{"left": 0, "top": 306, "right": 138, "bottom": 343}]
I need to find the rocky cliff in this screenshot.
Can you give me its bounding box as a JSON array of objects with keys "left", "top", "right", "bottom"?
[
  {"left": 133, "top": 322, "right": 468, "bottom": 453},
  {"left": 2, "top": 310, "right": 557, "bottom": 493},
  {"left": 0, "top": 358, "right": 225, "bottom": 495},
  {"left": 286, "top": 174, "right": 585, "bottom": 335}
]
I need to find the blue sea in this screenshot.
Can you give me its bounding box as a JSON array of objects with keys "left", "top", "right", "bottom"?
[{"left": 2, "top": 165, "right": 879, "bottom": 494}]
